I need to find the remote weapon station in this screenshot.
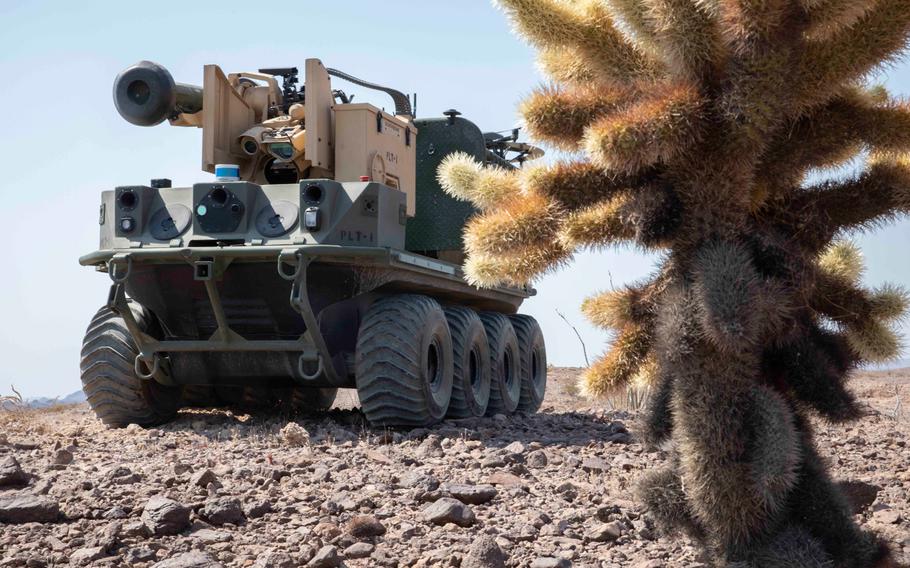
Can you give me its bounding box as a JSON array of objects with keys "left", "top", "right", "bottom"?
[{"left": 79, "top": 60, "right": 547, "bottom": 427}]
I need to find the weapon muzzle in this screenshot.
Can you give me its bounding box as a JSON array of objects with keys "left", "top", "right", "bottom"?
[{"left": 113, "top": 61, "right": 203, "bottom": 126}]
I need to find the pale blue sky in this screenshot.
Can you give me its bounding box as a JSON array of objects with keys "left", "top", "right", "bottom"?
[{"left": 0, "top": 1, "right": 907, "bottom": 397}]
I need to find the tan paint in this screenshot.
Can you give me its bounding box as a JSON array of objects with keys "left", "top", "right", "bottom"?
[
  {"left": 171, "top": 111, "right": 203, "bottom": 127},
  {"left": 335, "top": 103, "right": 417, "bottom": 215},
  {"left": 229, "top": 71, "right": 281, "bottom": 122},
  {"left": 168, "top": 59, "right": 417, "bottom": 213},
  {"left": 303, "top": 59, "right": 334, "bottom": 172},
  {"left": 201, "top": 65, "right": 256, "bottom": 177}
]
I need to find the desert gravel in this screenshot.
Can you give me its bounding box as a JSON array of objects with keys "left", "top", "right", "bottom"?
[{"left": 0, "top": 368, "right": 908, "bottom": 567}]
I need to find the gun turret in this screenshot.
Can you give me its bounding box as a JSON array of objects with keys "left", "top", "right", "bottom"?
[
  {"left": 113, "top": 61, "right": 203, "bottom": 126},
  {"left": 111, "top": 59, "right": 421, "bottom": 214},
  {"left": 258, "top": 67, "right": 302, "bottom": 113}
]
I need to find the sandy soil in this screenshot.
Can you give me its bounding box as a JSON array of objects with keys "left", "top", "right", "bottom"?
[{"left": 0, "top": 368, "right": 907, "bottom": 567}]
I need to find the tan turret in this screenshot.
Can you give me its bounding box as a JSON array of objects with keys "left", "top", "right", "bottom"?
[{"left": 114, "top": 59, "right": 418, "bottom": 214}]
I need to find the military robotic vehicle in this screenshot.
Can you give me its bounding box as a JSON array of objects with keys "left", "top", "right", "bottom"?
[{"left": 79, "top": 59, "right": 547, "bottom": 428}]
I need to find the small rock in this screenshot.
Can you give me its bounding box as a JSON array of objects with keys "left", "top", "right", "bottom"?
[
  {"left": 399, "top": 471, "right": 439, "bottom": 492},
  {"left": 541, "top": 519, "right": 569, "bottom": 537},
  {"left": 52, "top": 449, "right": 73, "bottom": 466},
  {"left": 510, "top": 463, "right": 531, "bottom": 477},
  {"left": 96, "top": 521, "right": 122, "bottom": 552},
  {"left": 366, "top": 449, "right": 393, "bottom": 464},
  {"left": 372, "top": 547, "right": 399, "bottom": 567},
  {"left": 440, "top": 483, "right": 498, "bottom": 505},
  {"left": 125, "top": 546, "right": 158, "bottom": 563},
  {"left": 253, "top": 550, "right": 294, "bottom": 568},
  {"left": 632, "top": 518, "right": 654, "bottom": 540},
  {"left": 201, "top": 497, "right": 245, "bottom": 525},
  {"left": 281, "top": 422, "right": 310, "bottom": 447},
  {"left": 189, "top": 468, "right": 218, "bottom": 489},
  {"left": 70, "top": 546, "right": 108, "bottom": 566},
  {"left": 397, "top": 522, "right": 418, "bottom": 539},
  {"left": 487, "top": 472, "right": 525, "bottom": 488},
  {"left": 173, "top": 463, "right": 193, "bottom": 476},
  {"left": 463, "top": 535, "right": 506, "bottom": 568},
  {"left": 586, "top": 521, "right": 622, "bottom": 542},
  {"left": 106, "top": 466, "right": 141, "bottom": 485},
  {"left": 874, "top": 508, "right": 902, "bottom": 525},
  {"left": 122, "top": 520, "right": 151, "bottom": 538},
  {"left": 514, "top": 523, "right": 539, "bottom": 542},
  {"left": 151, "top": 551, "right": 224, "bottom": 568},
  {"left": 244, "top": 499, "right": 272, "bottom": 519},
  {"left": 596, "top": 505, "right": 618, "bottom": 522},
  {"left": 481, "top": 455, "right": 507, "bottom": 468},
  {"left": 141, "top": 496, "right": 190, "bottom": 535},
  {"left": 102, "top": 505, "right": 130, "bottom": 519},
  {"left": 614, "top": 456, "right": 634, "bottom": 472},
  {"left": 191, "top": 528, "right": 233, "bottom": 544},
  {"left": 343, "top": 542, "right": 374, "bottom": 559},
  {"left": 556, "top": 482, "right": 578, "bottom": 501},
  {"left": 503, "top": 441, "right": 526, "bottom": 455},
  {"left": 314, "top": 521, "right": 343, "bottom": 540},
  {"left": 347, "top": 514, "right": 386, "bottom": 538},
  {"left": 0, "top": 456, "right": 29, "bottom": 487},
  {"left": 530, "top": 558, "right": 571, "bottom": 568},
  {"left": 32, "top": 477, "right": 54, "bottom": 495},
  {"left": 46, "top": 535, "right": 67, "bottom": 552},
  {"left": 838, "top": 481, "right": 881, "bottom": 515},
  {"left": 308, "top": 545, "right": 342, "bottom": 568},
  {"left": 423, "top": 497, "right": 476, "bottom": 527},
  {"left": 417, "top": 436, "right": 444, "bottom": 458},
  {"left": 580, "top": 457, "right": 609, "bottom": 473},
  {"left": 0, "top": 494, "right": 59, "bottom": 523},
  {"left": 526, "top": 450, "right": 548, "bottom": 468}
]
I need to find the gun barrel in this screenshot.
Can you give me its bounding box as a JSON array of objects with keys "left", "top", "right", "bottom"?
[{"left": 113, "top": 61, "right": 203, "bottom": 126}]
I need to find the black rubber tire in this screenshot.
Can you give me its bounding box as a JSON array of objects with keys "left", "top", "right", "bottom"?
[
  {"left": 479, "top": 313, "right": 521, "bottom": 415},
  {"left": 355, "top": 295, "right": 454, "bottom": 426},
  {"left": 510, "top": 314, "right": 547, "bottom": 413},
  {"left": 444, "top": 307, "right": 491, "bottom": 418},
  {"left": 80, "top": 304, "right": 180, "bottom": 428}
]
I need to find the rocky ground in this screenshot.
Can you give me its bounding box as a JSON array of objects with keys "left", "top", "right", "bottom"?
[{"left": 1, "top": 368, "right": 908, "bottom": 568}]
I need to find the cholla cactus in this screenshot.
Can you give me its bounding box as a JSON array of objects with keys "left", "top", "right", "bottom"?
[{"left": 440, "top": 0, "right": 910, "bottom": 565}]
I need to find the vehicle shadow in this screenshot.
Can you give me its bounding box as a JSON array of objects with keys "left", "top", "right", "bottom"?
[{"left": 161, "top": 401, "right": 635, "bottom": 451}]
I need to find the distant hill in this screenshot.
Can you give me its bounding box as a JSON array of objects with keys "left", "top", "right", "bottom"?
[
  {"left": 1, "top": 389, "right": 86, "bottom": 411},
  {"left": 875, "top": 359, "right": 910, "bottom": 371},
  {"left": 26, "top": 390, "right": 87, "bottom": 408}
]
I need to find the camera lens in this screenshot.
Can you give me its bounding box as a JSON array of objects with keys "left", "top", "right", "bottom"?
[
  {"left": 303, "top": 184, "right": 323, "bottom": 205},
  {"left": 210, "top": 188, "right": 229, "bottom": 206},
  {"left": 119, "top": 190, "right": 138, "bottom": 210}
]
